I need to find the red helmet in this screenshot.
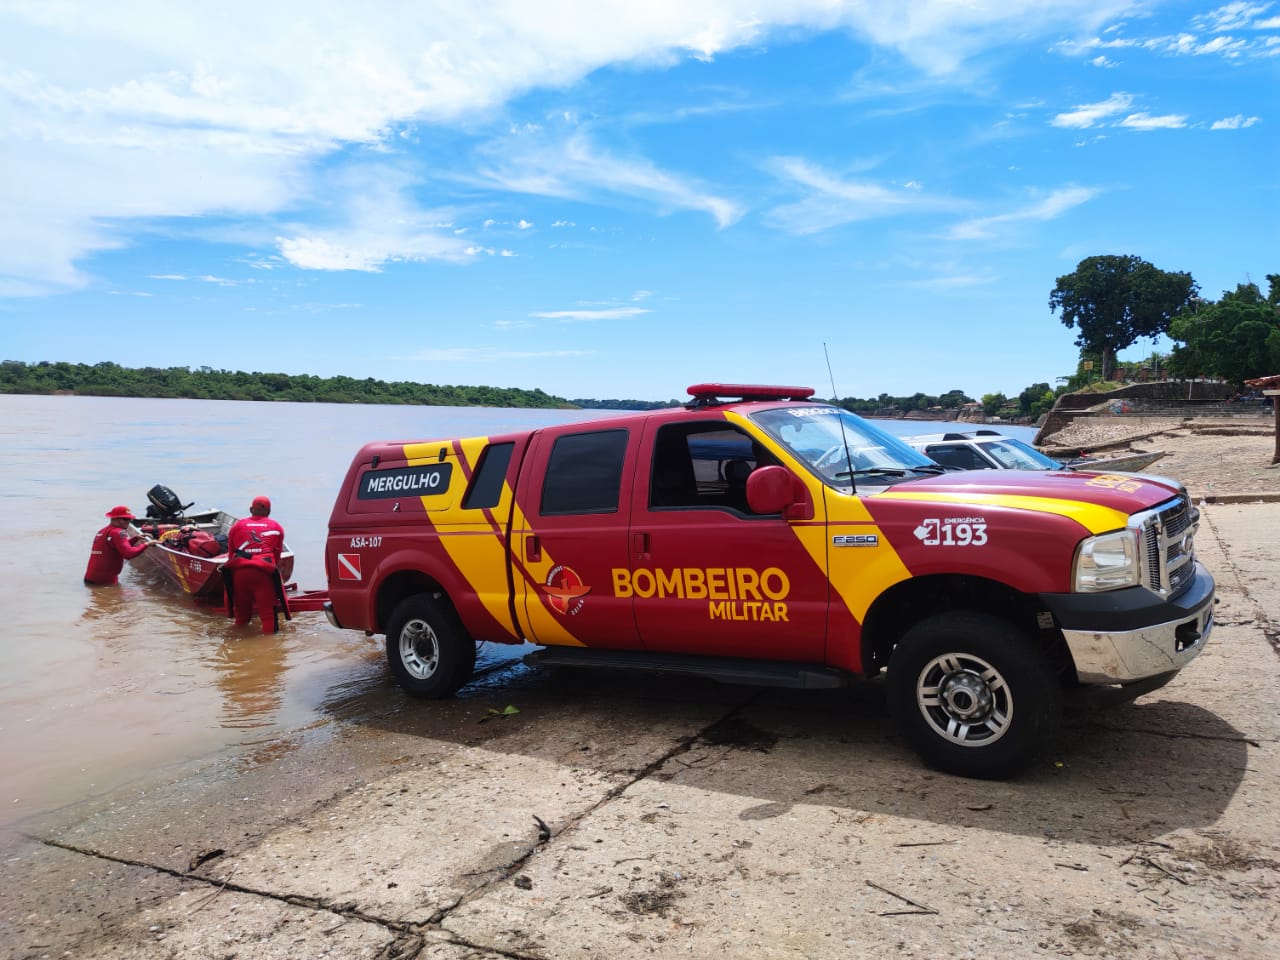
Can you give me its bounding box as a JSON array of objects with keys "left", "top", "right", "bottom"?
[{"left": 105, "top": 505, "right": 135, "bottom": 520}]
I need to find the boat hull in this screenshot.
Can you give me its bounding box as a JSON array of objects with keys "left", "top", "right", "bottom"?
[
  {"left": 129, "top": 509, "right": 295, "bottom": 600},
  {"left": 1065, "top": 451, "right": 1168, "bottom": 473}
]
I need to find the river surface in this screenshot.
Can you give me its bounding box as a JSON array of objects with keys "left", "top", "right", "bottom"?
[{"left": 0, "top": 394, "right": 1031, "bottom": 830}]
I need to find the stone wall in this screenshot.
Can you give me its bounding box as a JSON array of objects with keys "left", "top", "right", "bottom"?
[{"left": 1034, "top": 380, "right": 1237, "bottom": 444}]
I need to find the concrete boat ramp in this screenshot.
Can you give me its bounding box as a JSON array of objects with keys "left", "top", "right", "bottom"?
[{"left": 4, "top": 503, "right": 1278, "bottom": 959}]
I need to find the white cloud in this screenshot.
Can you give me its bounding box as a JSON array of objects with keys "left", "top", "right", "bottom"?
[
  {"left": 0, "top": 1, "right": 1181, "bottom": 294},
  {"left": 475, "top": 129, "right": 743, "bottom": 228},
  {"left": 1050, "top": 92, "right": 1134, "bottom": 128},
  {"left": 1211, "top": 114, "right": 1261, "bottom": 128},
  {"left": 1119, "top": 112, "right": 1188, "bottom": 129},
  {"left": 1195, "top": 34, "right": 1250, "bottom": 55},
  {"left": 1193, "top": 3, "right": 1272, "bottom": 32},
  {"left": 530, "top": 307, "right": 651, "bottom": 322},
  {"left": 946, "top": 186, "right": 1102, "bottom": 241},
  {"left": 1056, "top": 4, "right": 1278, "bottom": 62},
  {"left": 275, "top": 167, "right": 475, "bottom": 270},
  {"left": 764, "top": 157, "right": 961, "bottom": 234},
  {"left": 1089, "top": 55, "right": 1118, "bottom": 67}
]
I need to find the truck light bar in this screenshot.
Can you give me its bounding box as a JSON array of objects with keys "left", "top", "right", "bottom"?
[{"left": 686, "top": 383, "right": 817, "bottom": 406}]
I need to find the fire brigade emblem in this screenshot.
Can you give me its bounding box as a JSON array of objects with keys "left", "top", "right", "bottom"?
[{"left": 543, "top": 564, "right": 591, "bottom": 616}]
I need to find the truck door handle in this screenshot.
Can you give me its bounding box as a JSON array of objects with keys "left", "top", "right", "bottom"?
[
  {"left": 633, "top": 532, "right": 650, "bottom": 560},
  {"left": 526, "top": 534, "right": 541, "bottom": 562}
]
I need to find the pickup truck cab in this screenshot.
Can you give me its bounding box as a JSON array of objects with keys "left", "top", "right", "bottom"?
[{"left": 324, "top": 384, "right": 1215, "bottom": 778}]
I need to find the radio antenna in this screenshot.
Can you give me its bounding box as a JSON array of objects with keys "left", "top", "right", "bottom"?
[{"left": 823, "top": 342, "right": 856, "bottom": 493}]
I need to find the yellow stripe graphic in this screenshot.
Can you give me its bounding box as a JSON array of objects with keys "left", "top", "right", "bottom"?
[
  {"left": 393, "top": 438, "right": 519, "bottom": 640},
  {"left": 508, "top": 500, "right": 586, "bottom": 647},
  {"left": 722, "top": 411, "right": 912, "bottom": 624},
  {"left": 872, "top": 490, "right": 1127, "bottom": 534}
]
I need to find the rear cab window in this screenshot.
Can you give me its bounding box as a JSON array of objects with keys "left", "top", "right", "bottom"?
[
  {"left": 462, "top": 441, "right": 515, "bottom": 510},
  {"left": 540, "top": 429, "right": 629, "bottom": 515}
]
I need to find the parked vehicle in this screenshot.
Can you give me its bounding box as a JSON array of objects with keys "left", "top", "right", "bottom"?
[
  {"left": 904, "top": 430, "right": 1166, "bottom": 474},
  {"left": 324, "top": 384, "right": 1214, "bottom": 778}
]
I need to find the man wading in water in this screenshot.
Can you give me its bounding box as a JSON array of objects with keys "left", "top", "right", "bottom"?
[
  {"left": 223, "top": 496, "right": 287, "bottom": 633},
  {"left": 83, "top": 505, "right": 152, "bottom": 586}
]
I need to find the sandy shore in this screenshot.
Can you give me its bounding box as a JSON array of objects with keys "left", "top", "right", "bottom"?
[
  {"left": 1039, "top": 415, "right": 1280, "bottom": 500},
  {"left": 3, "top": 426, "right": 1278, "bottom": 959}
]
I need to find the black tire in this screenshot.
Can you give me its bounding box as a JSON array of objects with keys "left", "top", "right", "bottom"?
[
  {"left": 887, "top": 612, "right": 1060, "bottom": 779},
  {"left": 385, "top": 594, "right": 477, "bottom": 698}
]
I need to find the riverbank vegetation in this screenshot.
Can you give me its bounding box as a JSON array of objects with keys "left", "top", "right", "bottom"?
[{"left": 0, "top": 360, "right": 571, "bottom": 408}]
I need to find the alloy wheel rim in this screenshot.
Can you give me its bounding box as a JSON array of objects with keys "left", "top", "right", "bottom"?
[
  {"left": 399, "top": 618, "right": 440, "bottom": 679},
  {"left": 916, "top": 652, "right": 1012, "bottom": 747}
]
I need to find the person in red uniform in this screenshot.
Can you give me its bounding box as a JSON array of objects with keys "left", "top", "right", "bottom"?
[
  {"left": 224, "top": 495, "right": 286, "bottom": 633},
  {"left": 84, "top": 506, "right": 152, "bottom": 585}
]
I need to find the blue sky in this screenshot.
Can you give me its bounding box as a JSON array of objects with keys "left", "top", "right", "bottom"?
[{"left": 1, "top": 1, "right": 1275, "bottom": 402}]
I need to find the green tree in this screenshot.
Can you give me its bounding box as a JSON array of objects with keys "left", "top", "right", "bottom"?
[
  {"left": 937, "top": 389, "right": 974, "bottom": 409},
  {"left": 981, "top": 392, "right": 1007, "bottom": 417},
  {"left": 1017, "top": 382, "right": 1051, "bottom": 416},
  {"left": 1049, "top": 255, "right": 1198, "bottom": 381},
  {"left": 1167, "top": 276, "right": 1280, "bottom": 383}
]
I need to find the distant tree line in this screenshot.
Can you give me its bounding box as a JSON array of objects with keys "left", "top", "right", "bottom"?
[
  {"left": 832, "top": 389, "right": 974, "bottom": 415},
  {"left": 570, "top": 397, "right": 682, "bottom": 410},
  {"left": 0, "top": 361, "right": 572, "bottom": 408}
]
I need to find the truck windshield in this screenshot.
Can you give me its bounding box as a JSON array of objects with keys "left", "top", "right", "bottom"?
[
  {"left": 750, "top": 405, "right": 940, "bottom": 487},
  {"left": 979, "top": 438, "right": 1064, "bottom": 470}
]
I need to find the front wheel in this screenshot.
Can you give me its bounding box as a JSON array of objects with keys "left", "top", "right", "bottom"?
[
  {"left": 887, "top": 612, "right": 1060, "bottom": 779},
  {"left": 385, "top": 594, "right": 476, "bottom": 698}
]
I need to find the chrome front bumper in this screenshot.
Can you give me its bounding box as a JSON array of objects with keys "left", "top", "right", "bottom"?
[{"left": 1060, "top": 586, "right": 1215, "bottom": 684}]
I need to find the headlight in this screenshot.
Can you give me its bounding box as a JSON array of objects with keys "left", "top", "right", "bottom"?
[{"left": 1073, "top": 529, "right": 1140, "bottom": 592}]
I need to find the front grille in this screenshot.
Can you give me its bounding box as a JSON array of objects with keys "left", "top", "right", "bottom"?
[{"left": 1137, "top": 492, "right": 1198, "bottom": 597}]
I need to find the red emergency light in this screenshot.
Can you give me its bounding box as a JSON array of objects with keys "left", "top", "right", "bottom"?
[{"left": 686, "top": 383, "right": 817, "bottom": 404}]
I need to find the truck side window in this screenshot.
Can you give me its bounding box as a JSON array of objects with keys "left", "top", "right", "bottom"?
[
  {"left": 926, "top": 444, "right": 992, "bottom": 470},
  {"left": 650, "top": 423, "right": 773, "bottom": 513},
  {"left": 462, "top": 442, "right": 515, "bottom": 510},
  {"left": 540, "top": 429, "right": 629, "bottom": 515}
]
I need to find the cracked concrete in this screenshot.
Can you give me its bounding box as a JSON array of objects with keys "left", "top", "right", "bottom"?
[{"left": 3, "top": 502, "right": 1278, "bottom": 959}]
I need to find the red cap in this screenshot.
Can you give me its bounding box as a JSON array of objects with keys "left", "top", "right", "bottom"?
[
  {"left": 105, "top": 505, "right": 135, "bottom": 520},
  {"left": 251, "top": 495, "right": 271, "bottom": 512}
]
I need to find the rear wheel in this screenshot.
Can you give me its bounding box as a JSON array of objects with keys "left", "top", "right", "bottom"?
[
  {"left": 385, "top": 594, "right": 476, "bottom": 698},
  {"left": 887, "top": 612, "right": 1060, "bottom": 779}
]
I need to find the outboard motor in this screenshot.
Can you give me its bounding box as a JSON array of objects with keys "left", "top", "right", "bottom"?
[{"left": 145, "top": 484, "right": 194, "bottom": 522}]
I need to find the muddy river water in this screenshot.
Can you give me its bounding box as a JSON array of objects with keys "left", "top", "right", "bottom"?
[
  {"left": 0, "top": 394, "right": 1005, "bottom": 831},
  {"left": 0, "top": 395, "right": 622, "bottom": 831}
]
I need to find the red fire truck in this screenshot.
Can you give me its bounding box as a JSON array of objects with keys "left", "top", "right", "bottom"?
[{"left": 324, "top": 384, "right": 1214, "bottom": 778}]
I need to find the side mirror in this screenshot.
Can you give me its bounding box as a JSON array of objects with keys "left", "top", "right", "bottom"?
[{"left": 746, "top": 466, "right": 814, "bottom": 520}]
